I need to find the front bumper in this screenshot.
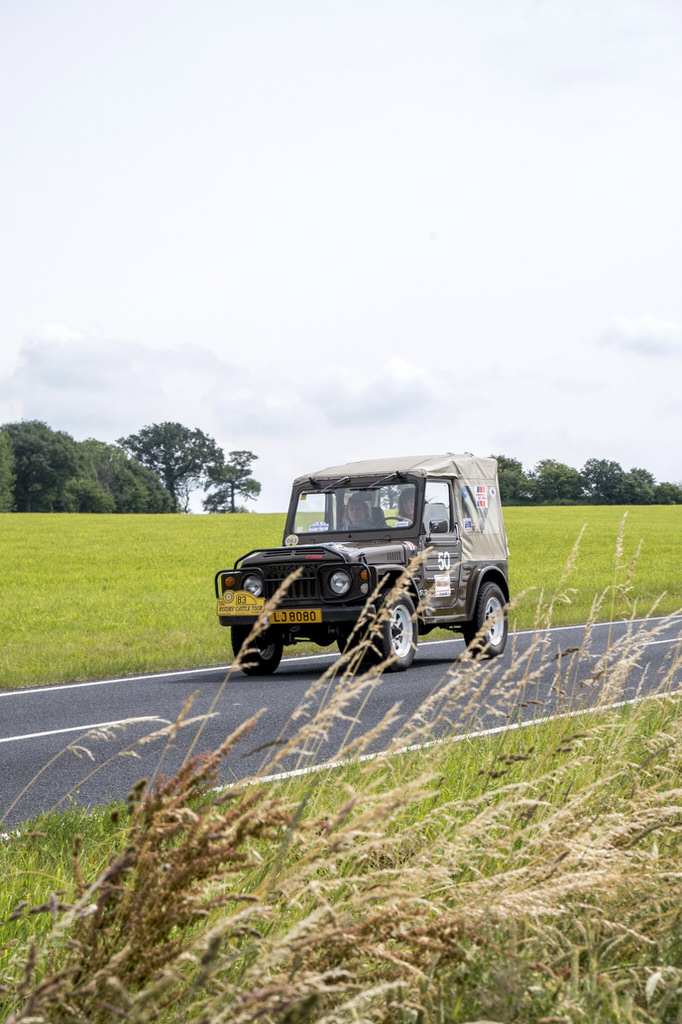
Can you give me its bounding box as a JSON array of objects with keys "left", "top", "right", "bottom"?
[{"left": 218, "top": 603, "right": 377, "bottom": 629}]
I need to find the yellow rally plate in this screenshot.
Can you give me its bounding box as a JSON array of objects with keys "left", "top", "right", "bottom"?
[
  {"left": 217, "top": 592, "right": 265, "bottom": 615},
  {"left": 270, "top": 609, "right": 322, "bottom": 625}
]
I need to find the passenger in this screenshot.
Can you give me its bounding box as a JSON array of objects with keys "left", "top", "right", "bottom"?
[
  {"left": 397, "top": 488, "right": 415, "bottom": 526},
  {"left": 344, "top": 493, "right": 371, "bottom": 529}
]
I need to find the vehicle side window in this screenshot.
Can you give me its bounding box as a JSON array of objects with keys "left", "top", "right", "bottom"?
[
  {"left": 423, "top": 481, "right": 452, "bottom": 532},
  {"left": 460, "top": 481, "right": 502, "bottom": 535}
]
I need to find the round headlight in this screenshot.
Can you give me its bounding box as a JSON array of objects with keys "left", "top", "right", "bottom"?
[
  {"left": 329, "top": 570, "right": 351, "bottom": 596},
  {"left": 242, "top": 574, "right": 263, "bottom": 597}
]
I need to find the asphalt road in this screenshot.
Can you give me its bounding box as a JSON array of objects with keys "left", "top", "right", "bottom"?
[{"left": 2, "top": 616, "right": 681, "bottom": 827}]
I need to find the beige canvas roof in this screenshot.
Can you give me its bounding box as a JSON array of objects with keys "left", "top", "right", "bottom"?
[
  {"left": 293, "top": 454, "right": 508, "bottom": 561},
  {"left": 293, "top": 454, "right": 499, "bottom": 486}
]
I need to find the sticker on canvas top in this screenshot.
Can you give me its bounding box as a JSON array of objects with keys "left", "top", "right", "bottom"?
[
  {"left": 463, "top": 518, "right": 473, "bottom": 532},
  {"left": 490, "top": 486, "right": 497, "bottom": 498},
  {"left": 461, "top": 487, "right": 469, "bottom": 499},
  {"left": 285, "top": 534, "right": 299, "bottom": 547}
]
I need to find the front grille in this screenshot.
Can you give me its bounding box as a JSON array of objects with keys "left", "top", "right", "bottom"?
[{"left": 263, "top": 566, "right": 319, "bottom": 602}]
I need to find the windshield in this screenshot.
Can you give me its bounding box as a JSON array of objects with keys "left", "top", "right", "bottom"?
[{"left": 292, "top": 482, "right": 417, "bottom": 535}]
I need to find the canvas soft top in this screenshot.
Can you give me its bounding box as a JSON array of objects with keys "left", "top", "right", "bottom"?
[
  {"left": 293, "top": 454, "right": 499, "bottom": 487},
  {"left": 293, "top": 454, "right": 507, "bottom": 561}
]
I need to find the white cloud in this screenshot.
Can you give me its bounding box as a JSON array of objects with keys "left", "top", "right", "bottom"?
[
  {"left": 595, "top": 317, "right": 682, "bottom": 358},
  {"left": 0, "top": 330, "right": 249, "bottom": 440},
  {"left": 311, "top": 358, "right": 448, "bottom": 428},
  {"left": 2, "top": 318, "right": 681, "bottom": 509},
  {"left": 0, "top": 330, "right": 462, "bottom": 508}
]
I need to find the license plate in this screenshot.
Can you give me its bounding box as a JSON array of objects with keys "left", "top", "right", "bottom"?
[
  {"left": 217, "top": 592, "right": 265, "bottom": 615},
  {"left": 270, "top": 608, "right": 322, "bottom": 625}
]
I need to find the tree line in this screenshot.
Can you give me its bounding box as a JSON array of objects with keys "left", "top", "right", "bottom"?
[
  {"left": 1, "top": 420, "right": 680, "bottom": 513},
  {"left": 0, "top": 420, "right": 260, "bottom": 514},
  {"left": 494, "top": 455, "right": 682, "bottom": 506}
]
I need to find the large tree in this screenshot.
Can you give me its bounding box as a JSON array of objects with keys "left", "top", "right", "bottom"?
[
  {"left": 0, "top": 429, "right": 15, "bottom": 511},
  {"left": 77, "top": 439, "right": 172, "bottom": 513},
  {"left": 2, "top": 420, "right": 80, "bottom": 511},
  {"left": 533, "top": 459, "right": 583, "bottom": 504},
  {"left": 654, "top": 481, "right": 682, "bottom": 504},
  {"left": 622, "top": 467, "right": 656, "bottom": 505},
  {"left": 580, "top": 458, "right": 627, "bottom": 504},
  {"left": 117, "top": 422, "right": 222, "bottom": 512},
  {"left": 491, "top": 455, "right": 535, "bottom": 505},
  {"left": 203, "top": 450, "right": 261, "bottom": 513}
]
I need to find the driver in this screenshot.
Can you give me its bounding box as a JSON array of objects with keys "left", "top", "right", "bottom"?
[{"left": 344, "top": 493, "right": 371, "bottom": 529}]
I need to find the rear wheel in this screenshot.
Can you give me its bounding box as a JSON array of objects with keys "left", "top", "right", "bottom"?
[
  {"left": 231, "top": 625, "right": 284, "bottom": 676},
  {"left": 369, "top": 594, "right": 418, "bottom": 672},
  {"left": 462, "top": 582, "right": 508, "bottom": 658}
]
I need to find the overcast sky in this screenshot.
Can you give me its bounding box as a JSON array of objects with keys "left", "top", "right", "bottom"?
[{"left": 2, "top": 0, "right": 681, "bottom": 511}]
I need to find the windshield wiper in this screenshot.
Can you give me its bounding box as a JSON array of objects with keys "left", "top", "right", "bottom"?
[
  {"left": 306, "top": 475, "right": 351, "bottom": 492},
  {"left": 367, "top": 471, "right": 407, "bottom": 487},
  {"left": 321, "top": 475, "right": 350, "bottom": 492}
]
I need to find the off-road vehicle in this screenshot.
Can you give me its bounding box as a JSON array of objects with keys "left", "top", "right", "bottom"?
[{"left": 215, "top": 454, "right": 510, "bottom": 674}]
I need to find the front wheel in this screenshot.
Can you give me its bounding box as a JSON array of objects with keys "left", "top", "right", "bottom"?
[
  {"left": 231, "top": 625, "right": 284, "bottom": 676},
  {"left": 462, "top": 582, "right": 508, "bottom": 658},
  {"left": 369, "top": 594, "right": 418, "bottom": 672}
]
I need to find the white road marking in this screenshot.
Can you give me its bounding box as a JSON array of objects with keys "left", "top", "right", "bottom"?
[
  {"left": 0, "top": 666, "right": 234, "bottom": 697},
  {"left": 3, "top": 633, "right": 678, "bottom": 745},
  {"left": 0, "top": 717, "right": 164, "bottom": 745},
  {"left": 0, "top": 616, "right": 678, "bottom": 700},
  {"left": 220, "top": 685, "right": 682, "bottom": 790}
]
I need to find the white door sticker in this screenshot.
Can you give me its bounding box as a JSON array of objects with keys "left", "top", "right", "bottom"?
[{"left": 435, "top": 574, "right": 451, "bottom": 597}]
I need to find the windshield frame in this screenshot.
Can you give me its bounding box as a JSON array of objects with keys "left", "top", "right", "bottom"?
[{"left": 285, "top": 477, "right": 423, "bottom": 541}]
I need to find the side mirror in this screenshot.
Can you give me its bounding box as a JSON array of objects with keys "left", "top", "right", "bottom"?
[{"left": 428, "top": 519, "right": 449, "bottom": 534}]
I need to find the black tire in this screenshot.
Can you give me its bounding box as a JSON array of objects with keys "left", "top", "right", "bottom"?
[
  {"left": 231, "top": 625, "right": 284, "bottom": 676},
  {"left": 462, "top": 582, "right": 508, "bottom": 658},
  {"left": 368, "top": 594, "right": 418, "bottom": 672}
]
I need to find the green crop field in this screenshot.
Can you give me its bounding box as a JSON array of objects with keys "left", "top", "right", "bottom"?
[
  {"left": 505, "top": 504, "right": 682, "bottom": 624},
  {"left": 0, "top": 505, "right": 680, "bottom": 689}
]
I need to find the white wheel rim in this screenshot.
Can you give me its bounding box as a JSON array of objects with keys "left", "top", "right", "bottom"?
[
  {"left": 484, "top": 595, "right": 505, "bottom": 647},
  {"left": 390, "top": 605, "right": 413, "bottom": 659}
]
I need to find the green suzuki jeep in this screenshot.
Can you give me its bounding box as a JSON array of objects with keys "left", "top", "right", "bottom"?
[{"left": 214, "top": 454, "right": 509, "bottom": 675}]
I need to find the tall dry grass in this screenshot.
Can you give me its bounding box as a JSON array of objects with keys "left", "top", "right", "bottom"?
[{"left": 2, "top": 526, "right": 682, "bottom": 1023}]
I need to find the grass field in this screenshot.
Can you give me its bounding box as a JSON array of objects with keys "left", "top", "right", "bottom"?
[{"left": 0, "top": 505, "right": 680, "bottom": 689}]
